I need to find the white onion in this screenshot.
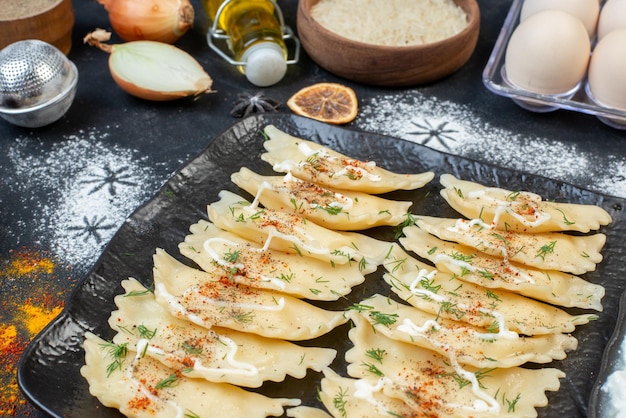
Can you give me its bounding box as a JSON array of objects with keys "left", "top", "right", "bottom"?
[
  {"left": 84, "top": 29, "right": 214, "bottom": 101},
  {"left": 98, "top": 0, "right": 195, "bottom": 44}
]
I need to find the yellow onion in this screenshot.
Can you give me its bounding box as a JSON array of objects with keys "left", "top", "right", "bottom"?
[
  {"left": 84, "top": 29, "right": 214, "bottom": 101},
  {"left": 98, "top": 0, "right": 195, "bottom": 44}
]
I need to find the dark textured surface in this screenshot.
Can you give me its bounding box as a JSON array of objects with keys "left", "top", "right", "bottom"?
[
  {"left": 589, "top": 289, "right": 626, "bottom": 418},
  {"left": 4, "top": 0, "right": 626, "bottom": 415},
  {"left": 18, "top": 114, "right": 626, "bottom": 417}
]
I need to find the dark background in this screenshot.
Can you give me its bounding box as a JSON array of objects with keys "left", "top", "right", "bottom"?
[{"left": 2, "top": 0, "right": 626, "bottom": 416}]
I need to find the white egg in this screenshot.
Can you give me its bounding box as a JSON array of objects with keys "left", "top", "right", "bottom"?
[
  {"left": 588, "top": 29, "right": 626, "bottom": 110},
  {"left": 597, "top": 0, "right": 626, "bottom": 40},
  {"left": 505, "top": 10, "right": 591, "bottom": 95},
  {"left": 520, "top": 0, "right": 600, "bottom": 36}
]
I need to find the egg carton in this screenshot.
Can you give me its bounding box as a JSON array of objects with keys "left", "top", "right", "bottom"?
[{"left": 482, "top": 0, "right": 626, "bottom": 130}]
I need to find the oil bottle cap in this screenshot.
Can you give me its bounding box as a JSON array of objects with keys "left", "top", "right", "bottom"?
[{"left": 243, "top": 42, "right": 287, "bottom": 87}]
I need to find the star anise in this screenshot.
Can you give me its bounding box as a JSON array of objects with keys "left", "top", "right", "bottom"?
[{"left": 230, "top": 92, "right": 281, "bottom": 118}]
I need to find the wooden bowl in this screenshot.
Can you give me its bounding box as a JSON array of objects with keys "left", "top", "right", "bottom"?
[
  {"left": 0, "top": 0, "right": 74, "bottom": 55},
  {"left": 297, "top": 0, "right": 480, "bottom": 87}
]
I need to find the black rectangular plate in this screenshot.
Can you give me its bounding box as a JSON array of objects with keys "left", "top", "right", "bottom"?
[{"left": 18, "top": 113, "right": 626, "bottom": 417}]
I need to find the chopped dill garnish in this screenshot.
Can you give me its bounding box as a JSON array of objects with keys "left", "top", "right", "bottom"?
[
  {"left": 155, "top": 373, "right": 178, "bottom": 389},
  {"left": 137, "top": 324, "right": 157, "bottom": 339},
  {"left": 536, "top": 241, "right": 557, "bottom": 261},
  {"left": 223, "top": 249, "right": 241, "bottom": 263},
  {"left": 365, "top": 348, "right": 386, "bottom": 364},
  {"left": 362, "top": 361, "right": 384, "bottom": 377},
  {"left": 233, "top": 311, "right": 255, "bottom": 323},
  {"left": 347, "top": 303, "right": 374, "bottom": 313},
  {"left": 369, "top": 311, "right": 398, "bottom": 327},
  {"left": 124, "top": 285, "right": 154, "bottom": 297},
  {"left": 393, "top": 213, "right": 417, "bottom": 239},
  {"left": 505, "top": 393, "right": 522, "bottom": 412},
  {"left": 100, "top": 341, "right": 128, "bottom": 377},
  {"left": 181, "top": 341, "right": 203, "bottom": 356},
  {"left": 333, "top": 387, "right": 349, "bottom": 418}
]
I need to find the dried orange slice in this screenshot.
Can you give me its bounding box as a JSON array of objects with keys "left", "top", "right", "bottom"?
[{"left": 287, "top": 82, "right": 358, "bottom": 125}]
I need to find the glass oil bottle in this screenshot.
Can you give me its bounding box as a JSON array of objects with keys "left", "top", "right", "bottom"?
[{"left": 203, "top": 0, "right": 300, "bottom": 86}]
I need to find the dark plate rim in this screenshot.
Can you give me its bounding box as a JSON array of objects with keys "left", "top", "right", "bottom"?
[
  {"left": 17, "top": 112, "right": 625, "bottom": 417},
  {"left": 588, "top": 288, "right": 626, "bottom": 417}
]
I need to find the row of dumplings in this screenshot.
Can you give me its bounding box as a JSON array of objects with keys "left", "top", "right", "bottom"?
[
  {"left": 318, "top": 174, "right": 611, "bottom": 416},
  {"left": 80, "top": 125, "right": 612, "bottom": 417},
  {"left": 79, "top": 125, "right": 432, "bottom": 417}
]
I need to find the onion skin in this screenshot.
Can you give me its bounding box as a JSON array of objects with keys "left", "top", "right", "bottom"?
[
  {"left": 84, "top": 30, "right": 214, "bottom": 101},
  {"left": 98, "top": 0, "right": 195, "bottom": 44},
  {"left": 108, "top": 41, "right": 213, "bottom": 101},
  {"left": 110, "top": 69, "right": 211, "bottom": 101}
]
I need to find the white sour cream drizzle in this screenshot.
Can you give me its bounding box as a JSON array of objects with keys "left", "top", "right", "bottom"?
[
  {"left": 407, "top": 269, "right": 518, "bottom": 340},
  {"left": 202, "top": 237, "right": 287, "bottom": 291},
  {"left": 156, "top": 282, "right": 206, "bottom": 327},
  {"left": 233, "top": 175, "right": 359, "bottom": 261},
  {"left": 284, "top": 173, "right": 355, "bottom": 212},
  {"left": 408, "top": 269, "right": 444, "bottom": 302},
  {"left": 432, "top": 252, "right": 536, "bottom": 285},
  {"left": 138, "top": 335, "right": 258, "bottom": 377},
  {"left": 136, "top": 338, "right": 166, "bottom": 357},
  {"left": 193, "top": 335, "right": 258, "bottom": 377},
  {"left": 448, "top": 218, "right": 509, "bottom": 259},
  {"left": 353, "top": 377, "right": 413, "bottom": 416},
  {"left": 261, "top": 226, "right": 327, "bottom": 255},
  {"left": 250, "top": 180, "right": 274, "bottom": 209},
  {"left": 190, "top": 290, "right": 286, "bottom": 312},
  {"left": 240, "top": 203, "right": 350, "bottom": 258},
  {"left": 241, "top": 197, "right": 324, "bottom": 251},
  {"left": 467, "top": 189, "right": 551, "bottom": 228},
  {"left": 127, "top": 340, "right": 186, "bottom": 418},
  {"left": 158, "top": 281, "right": 285, "bottom": 325},
  {"left": 396, "top": 318, "right": 501, "bottom": 415},
  {"left": 353, "top": 377, "right": 392, "bottom": 405},
  {"left": 257, "top": 173, "right": 355, "bottom": 216},
  {"left": 272, "top": 142, "right": 382, "bottom": 182}
]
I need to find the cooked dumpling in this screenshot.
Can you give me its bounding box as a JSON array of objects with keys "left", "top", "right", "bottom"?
[
  {"left": 349, "top": 294, "right": 578, "bottom": 368},
  {"left": 413, "top": 216, "right": 606, "bottom": 275},
  {"left": 109, "top": 278, "right": 337, "bottom": 388},
  {"left": 440, "top": 174, "right": 612, "bottom": 233},
  {"left": 401, "top": 226, "right": 605, "bottom": 311},
  {"left": 345, "top": 313, "right": 564, "bottom": 417},
  {"left": 381, "top": 251, "right": 596, "bottom": 335},
  {"left": 208, "top": 190, "right": 364, "bottom": 265},
  {"left": 153, "top": 249, "right": 347, "bottom": 340},
  {"left": 208, "top": 190, "right": 393, "bottom": 267},
  {"left": 319, "top": 368, "right": 417, "bottom": 418},
  {"left": 261, "top": 125, "right": 434, "bottom": 194},
  {"left": 179, "top": 220, "right": 372, "bottom": 301},
  {"left": 231, "top": 167, "right": 413, "bottom": 230},
  {"left": 81, "top": 332, "right": 299, "bottom": 417}
]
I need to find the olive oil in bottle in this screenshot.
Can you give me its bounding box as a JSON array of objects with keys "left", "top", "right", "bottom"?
[{"left": 204, "top": 0, "right": 289, "bottom": 86}]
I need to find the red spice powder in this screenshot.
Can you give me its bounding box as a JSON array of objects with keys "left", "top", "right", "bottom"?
[
  {"left": 127, "top": 395, "right": 153, "bottom": 413},
  {"left": 0, "top": 248, "right": 72, "bottom": 416},
  {"left": 0, "top": 325, "right": 29, "bottom": 415}
]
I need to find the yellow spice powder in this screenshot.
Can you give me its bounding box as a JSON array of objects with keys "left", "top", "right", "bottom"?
[{"left": 18, "top": 303, "right": 63, "bottom": 335}]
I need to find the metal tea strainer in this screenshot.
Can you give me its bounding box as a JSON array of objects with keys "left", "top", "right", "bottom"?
[{"left": 0, "top": 39, "right": 78, "bottom": 127}]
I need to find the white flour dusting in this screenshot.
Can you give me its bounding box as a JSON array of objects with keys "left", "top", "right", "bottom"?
[
  {"left": 3, "top": 92, "right": 625, "bottom": 273},
  {"left": 596, "top": 156, "right": 626, "bottom": 198},
  {"left": 5, "top": 126, "right": 163, "bottom": 270},
  {"left": 356, "top": 91, "right": 626, "bottom": 198}
]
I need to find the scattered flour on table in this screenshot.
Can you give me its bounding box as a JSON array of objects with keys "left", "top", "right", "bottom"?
[
  {"left": 355, "top": 92, "right": 626, "bottom": 198},
  {"left": 5, "top": 126, "right": 165, "bottom": 270}
]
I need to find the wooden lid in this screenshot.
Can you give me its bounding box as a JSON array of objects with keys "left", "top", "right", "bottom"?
[{"left": 0, "top": 0, "right": 74, "bottom": 55}]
